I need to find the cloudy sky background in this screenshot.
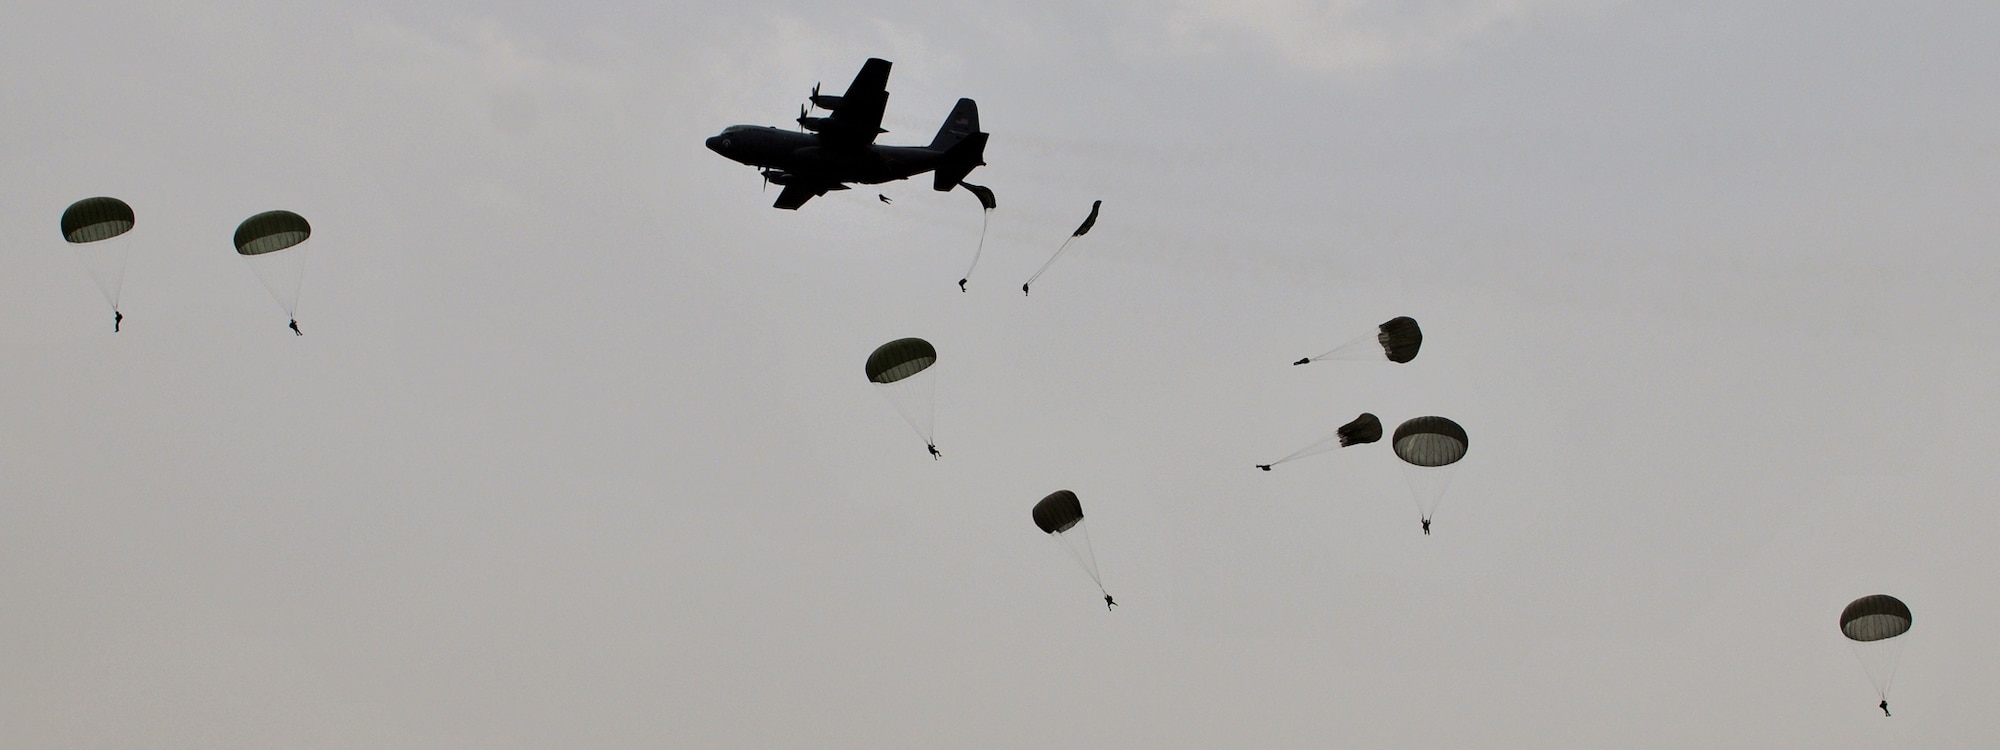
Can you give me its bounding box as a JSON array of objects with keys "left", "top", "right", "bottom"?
[{"left": 3, "top": 0, "right": 1997, "bottom": 747}]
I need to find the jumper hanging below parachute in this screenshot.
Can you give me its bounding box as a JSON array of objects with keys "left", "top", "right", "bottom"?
[
  {"left": 1295, "top": 316, "right": 1422, "bottom": 365},
  {"left": 1840, "top": 594, "right": 1911, "bottom": 716},
  {"left": 865, "top": 337, "right": 941, "bottom": 458},
  {"left": 1033, "top": 489, "right": 1111, "bottom": 609},
  {"left": 60, "top": 196, "right": 137, "bottom": 332},
  {"left": 234, "top": 210, "right": 315, "bottom": 336},
  {"left": 1257, "top": 413, "right": 1382, "bottom": 471},
  {"left": 1392, "top": 416, "right": 1467, "bottom": 534}
]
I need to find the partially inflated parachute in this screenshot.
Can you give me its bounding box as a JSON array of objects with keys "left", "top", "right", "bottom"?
[
  {"left": 1022, "top": 200, "right": 1102, "bottom": 295},
  {"left": 1034, "top": 490, "right": 1106, "bottom": 599},
  {"left": 956, "top": 182, "right": 996, "bottom": 291},
  {"left": 1841, "top": 594, "right": 1911, "bottom": 707},
  {"left": 61, "top": 197, "right": 136, "bottom": 321},
  {"left": 866, "top": 338, "right": 940, "bottom": 455},
  {"left": 235, "top": 210, "right": 314, "bottom": 326},
  {"left": 1033, "top": 489, "right": 1084, "bottom": 534},
  {"left": 1393, "top": 416, "right": 1467, "bottom": 530},
  {"left": 1295, "top": 316, "right": 1423, "bottom": 365},
  {"left": 1258, "top": 412, "right": 1382, "bottom": 470}
]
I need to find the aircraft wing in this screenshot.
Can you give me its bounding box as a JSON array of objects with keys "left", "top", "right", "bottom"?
[
  {"left": 822, "top": 58, "right": 891, "bottom": 146},
  {"left": 774, "top": 182, "right": 832, "bottom": 210}
]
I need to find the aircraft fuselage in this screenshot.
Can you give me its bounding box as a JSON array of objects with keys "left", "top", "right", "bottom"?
[{"left": 705, "top": 126, "right": 952, "bottom": 186}]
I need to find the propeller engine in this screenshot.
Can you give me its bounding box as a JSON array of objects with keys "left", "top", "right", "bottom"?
[
  {"left": 809, "top": 82, "right": 845, "bottom": 111},
  {"left": 796, "top": 104, "right": 834, "bottom": 133}
]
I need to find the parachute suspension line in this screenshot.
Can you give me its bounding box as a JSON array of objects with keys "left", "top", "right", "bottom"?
[
  {"left": 919, "top": 371, "right": 936, "bottom": 447},
  {"left": 876, "top": 371, "right": 937, "bottom": 451},
  {"left": 1022, "top": 235, "right": 1076, "bottom": 295},
  {"left": 1850, "top": 642, "right": 1884, "bottom": 699},
  {"left": 74, "top": 242, "right": 131, "bottom": 312},
  {"left": 1311, "top": 331, "right": 1377, "bottom": 362},
  {"left": 1851, "top": 639, "right": 1908, "bottom": 699},
  {"left": 959, "top": 208, "right": 990, "bottom": 291},
  {"left": 1056, "top": 530, "right": 1104, "bottom": 594},
  {"left": 105, "top": 252, "right": 127, "bottom": 310},
  {"left": 288, "top": 250, "right": 306, "bottom": 314},
  {"left": 1267, "top": 431, "right": 1346, "bottom": 468},
  {"left": 285, "top": 251, "right": 310, "bottom": 316},
  {"left": 1079, "top": 520, "right": 1104, "bottom": 593}
]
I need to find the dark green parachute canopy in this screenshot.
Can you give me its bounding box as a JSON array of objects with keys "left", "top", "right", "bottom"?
[
  {"left": 234, "top": 210, "right": 312, "bottom": 256},
  {"left": 1393, "top": 416, "right": 1468, "bottom": 467},
  {"left": 1378, "top": 316, "right": 1423, "bottom": 364},
  {"left": 1338, "top": 413, "right": 1384, "bottom": 447},
  {"left": 1841, "top": 595, "right": 1912, "bottom": 642},
  {"left": 1034, "top": 490, "right": 1084, "bottom": 534},
  {"left": 865, "top": 338, "right": 937, "bottom": 384},
  {"left": 61, "top": 197, "right": 135, "bottom": 243},
  {"left": 1072, "top": 200, "right": 1102, "bottom": 237}
]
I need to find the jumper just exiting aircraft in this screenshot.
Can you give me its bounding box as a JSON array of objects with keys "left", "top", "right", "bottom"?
[{"left": 705, "top": 58, "right": 989, "bottom": 210}]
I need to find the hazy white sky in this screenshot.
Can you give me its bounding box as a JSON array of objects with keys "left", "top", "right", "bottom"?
[{"left": 3, "top": 1, "right": 1997, "bottom": 747}]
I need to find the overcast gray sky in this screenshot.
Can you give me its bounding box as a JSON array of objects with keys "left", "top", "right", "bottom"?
[{"left": 4, "top": 1, "right": 1997, "bottom": 747}]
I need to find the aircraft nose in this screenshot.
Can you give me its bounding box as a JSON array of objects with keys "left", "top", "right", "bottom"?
[{"left": 705, "top": 134, "right": 727, "bottom": 154}]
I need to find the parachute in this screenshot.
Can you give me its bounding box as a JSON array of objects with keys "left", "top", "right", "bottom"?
[
  {"left": 1033, "top": 490, "right": 1106, "bottom": 597},
  {"left": 1393, "top": 416, "right": 1467, "bottom": 529},
  {"left": 1841, "top": 594, "right": 1912, "bottom": 704},
  {"left": 957, "top": 182, "right": 996, "bottom": 292},
  {"left": 1257, "top": 412, "right": 1382, "bottom": 471},
  {"left": 60, "top": 196, "right": 136, "bottom": 320},
  {"left": 866, "top": 338, "right": 940, "bottom": 456},
  {"left": 234, "top": 210, "right": 314, "bottom": 325},
  {"left": 1295, "top": 316, "right": 1423, "bottom": 365},
  {"left": 1022, "top": 200, "right": 1101, "bottom": 295}
]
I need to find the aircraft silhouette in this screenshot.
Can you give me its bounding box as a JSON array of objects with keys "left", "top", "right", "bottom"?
[{"left": 706, "top": 58, "right": 988, "bottom": 210}]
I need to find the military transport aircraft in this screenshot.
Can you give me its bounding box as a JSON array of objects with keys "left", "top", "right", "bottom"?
[{"left": 705, "top": 58, "right": 989, "bottom": 210}]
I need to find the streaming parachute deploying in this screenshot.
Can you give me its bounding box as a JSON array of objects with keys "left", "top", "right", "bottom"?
[
  {"left": 1022, "top": 200, "right": 1101, "bottom": 295},
  {"left": 1295, "top": 316, "right": 1423, "bottom": 366},
  {"left": 234, "top": 210, "right": 314, "bottom": 334},
  {"left": 1033, "top": 490, "right": 1110, "bottom": 604},
  {"left": 1393, "top": 416, "right": 1467, "bottom": 532},
  {"left": 957, "top": 182, "right": 996, "bottom": 292},
  {"left": 61, "top": 196, "right": 136, "bottom": 329},
  {"left": 1257, "top": 413, "right": 1382, "bottom": 471},
  {"left": 866, "top": 337, "right": 941, "bottom": 457},
  {"left": 1841, "top": 594, "right": 1912, "bottom": 711}
]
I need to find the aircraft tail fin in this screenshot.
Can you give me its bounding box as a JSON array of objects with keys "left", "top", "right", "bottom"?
[
  {"left": 928, "top": 98, "right": 979, "bottom": 150},
  {"left": 933, "top": 131, "right": 987, "bottom": 192}
]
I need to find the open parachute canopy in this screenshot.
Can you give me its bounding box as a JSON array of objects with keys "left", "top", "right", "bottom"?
[
  {"left": 1393, "top": 416, "right": 1468, "bottom": 468},
  {"left": 1033, "top": 490, "right": 1085, "bottom": 534},
  {"left": 61, "top": 197, "right": 135, "bottom": 244},
  {"left": 234, "top": 210, "right": 311, "bottom": 255},
  {"left": 865, "top": 337, "right": 937, "bottom": 384},
  {"left": 1378, "top": 316, "right": 1423, "bottom": 364},
  {"left": 1841, "top": 595, "right": 1912, "bottom": 642}
]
